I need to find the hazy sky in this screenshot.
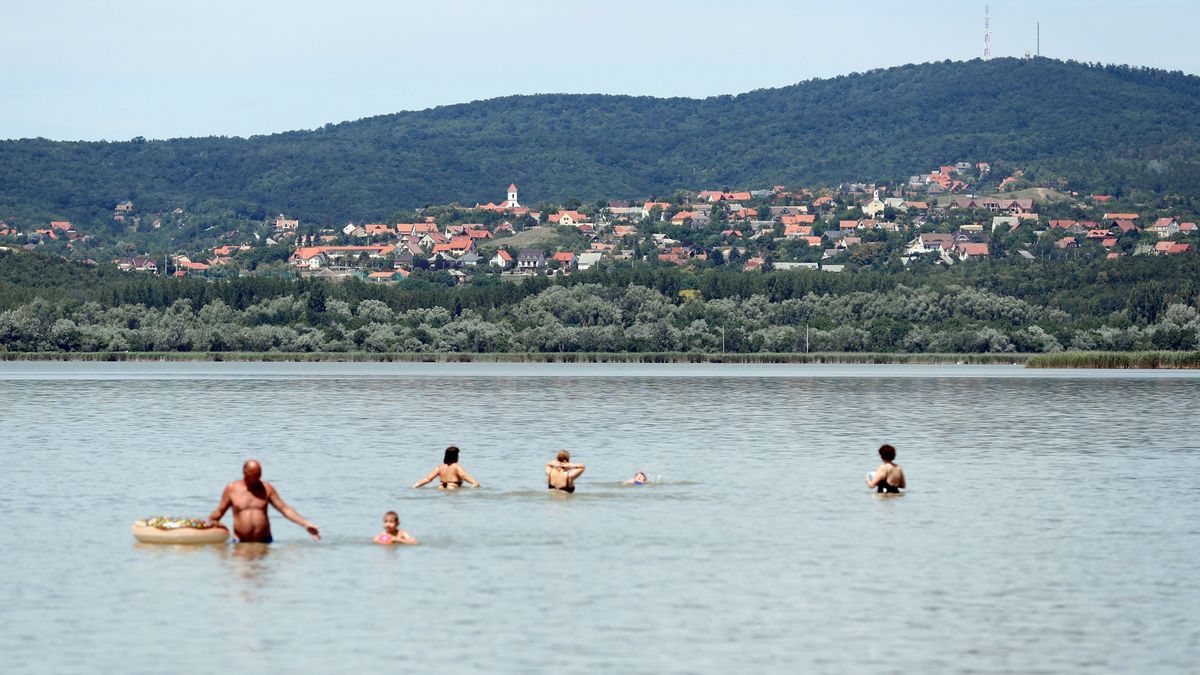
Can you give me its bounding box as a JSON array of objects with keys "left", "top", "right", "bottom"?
[{"left": 3, "top": 0, "right": 1197, "bottom": 141}]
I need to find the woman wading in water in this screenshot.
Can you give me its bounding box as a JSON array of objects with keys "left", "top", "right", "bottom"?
[
  {"left": 865, "top": 444, "right": 906, "bottom": 494},
  {"left": 546, "top": 450, "right": 586, "bottom": 493},
  {"left": 413, "top": 446, "right": 480, "bottom": 490}
]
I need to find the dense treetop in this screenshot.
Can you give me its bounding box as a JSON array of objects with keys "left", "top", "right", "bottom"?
[{"left": 3, "top": 58, "right": 1200, "bottom": 226}]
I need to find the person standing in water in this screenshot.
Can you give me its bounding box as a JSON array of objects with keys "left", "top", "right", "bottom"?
[
  {"left": 865, "top": 444, "right": 906, "bottom": 494},
  {"left": 209, "top": 459, "right": 321, "bottom": 543},
  {"left": 546, "top": 450, "right": 586, "bottom": 493},
  {"left": 413, "top": 446, "right": 480, "bottom": 490}
]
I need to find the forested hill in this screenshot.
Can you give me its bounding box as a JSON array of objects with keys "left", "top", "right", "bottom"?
[{"left": 3, "top": 58, "right": 1200, "bottom": 224}]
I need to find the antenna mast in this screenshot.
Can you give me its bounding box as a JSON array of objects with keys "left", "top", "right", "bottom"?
[
  {"left": 1037, "top": 21, "right": 1040, "bottom": 57},
  {"left": 984, "top": 5, "right": 991, "bottom": 60}
]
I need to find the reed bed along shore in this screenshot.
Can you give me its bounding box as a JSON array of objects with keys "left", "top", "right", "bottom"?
[
  {"left": 0, "top": 351, "right": 1031, "bottom": 365},
  {"left": 1025, "top": 351, "right": 1200, "bottom": 369}
]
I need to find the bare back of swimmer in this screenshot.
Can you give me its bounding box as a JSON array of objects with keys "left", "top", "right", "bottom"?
[
  {"left": 413, "top": 446, "right": 480, "bottom": 489},
  {"left": 865, "top": 444, "right": 906, "bottom": 493},
  {"left": 546, "top": 450, "right": 585, "bottom": 493}
]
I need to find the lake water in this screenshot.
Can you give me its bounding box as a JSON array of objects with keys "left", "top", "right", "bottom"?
[{"left": 1, "top": 362, "right": 1198, "bottom": 673}]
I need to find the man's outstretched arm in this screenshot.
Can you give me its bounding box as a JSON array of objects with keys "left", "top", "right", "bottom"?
[{"left": 267, "top": 485, "right": 320, "bottom": 540}]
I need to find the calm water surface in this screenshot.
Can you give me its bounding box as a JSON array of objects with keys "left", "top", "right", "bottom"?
[{"left": 1, "top": 363, "right": 1198, "bottom": 673}]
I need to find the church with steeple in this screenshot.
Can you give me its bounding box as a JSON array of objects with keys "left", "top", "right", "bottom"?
[
  {"left": 502, "top": 183, "right": 521, "bottom": 209},
  {"left": 476, "top": 182, "right": 531, "bottom": 216}
]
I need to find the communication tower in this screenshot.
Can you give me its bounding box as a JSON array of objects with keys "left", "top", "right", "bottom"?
[{"left": 984, "top": 5, "right": 991, "bottom": 60}]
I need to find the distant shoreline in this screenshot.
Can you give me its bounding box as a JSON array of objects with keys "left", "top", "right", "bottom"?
[
  {"left": 0, "top": 350, "right": 1029, "bottom": 364},
  {"left": 1, "top": 351, "right": 1196, "bottom": 367}
]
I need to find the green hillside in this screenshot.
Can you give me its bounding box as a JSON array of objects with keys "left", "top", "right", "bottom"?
[{"left": 2, "top": 58, "right": 1199, "bottom": 226}]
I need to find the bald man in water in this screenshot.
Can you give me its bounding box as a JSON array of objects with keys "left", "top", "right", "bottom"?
[{"left": 209, "top": 460, "right": 320, "bottom": 543}]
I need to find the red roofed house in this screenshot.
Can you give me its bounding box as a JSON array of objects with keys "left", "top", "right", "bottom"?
[
  {"left": 552, "top": 252, "right": 577, "bottom": 269},
  {"left": 1109, "top": 219, "right": 1139, "bottom": 234},
  {"left": 671, "top": 211, "right": 699, "bottom": 225},
  {"left": 396, "top": 223, "right": 438, "bottom": 236},
  {"left": 1155, "top": 241, "right": 1192, "bottom": 255},
  {"left": 50, "top": 221, "right": 72, "bottom": 231},
  {"left": 367, "top": 270, "right": 403, "bottom": 283},
  {"left": 364, "top": 223, "right": 394, "bottom": 237},
  {"left": 779, "top": 213, "right": 816, "bottom": 226},
  {"left": 290, "top": 245, "right": 396, "bottom": 269},
  {"left": 1149, "top": 217, "right": 1180, "bottom": 238},
  {"left": 642, "top": 202, "right": 671, "bottom": 219},
  {"left": 548, "top": 210, "right": 586, "bottom": 226},
  {"left": 437, "top": 236, "right": 474, "bottom": 256},
  {"left": 957, "top": 243, "right": 990, "bottom": 261},
  {"left": 905, "top": 233, "right": 956, "bottom": 256},
  {"left": 490, "top": 250, "right": 514, "bottom": 268},
  {"left": 784, "top": 224, "right": 813, "bottom": 238}
]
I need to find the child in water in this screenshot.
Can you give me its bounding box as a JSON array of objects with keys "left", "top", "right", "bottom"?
[
  {"left": 374, "top": 511, "right": 418, "bottom": 545},
  {"left": 623, "top": 471, "right": 649, "bottom": 485}
]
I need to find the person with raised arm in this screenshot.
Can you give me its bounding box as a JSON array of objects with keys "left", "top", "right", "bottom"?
[
  {"left": 413, "top": 446, "right": 480, "bottom": 490},
  {"left": 546, "top": 450, "right": 586, "bottom": 494},
  {"left": 210, "top": 459, "right": 320, "bottom": 543}
]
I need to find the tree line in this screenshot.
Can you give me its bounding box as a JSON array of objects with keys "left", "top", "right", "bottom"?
[{"left": 1, "top": 252, "right": 1198, "bottom": 354}]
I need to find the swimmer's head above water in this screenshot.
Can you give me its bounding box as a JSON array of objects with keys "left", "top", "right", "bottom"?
[
  {"left": 444, "top": 446, "right": 460, "bottom": 464},
  {"left": 878, "top": 444, "right": 896, "bottom": 462},
  {"left": 383, "top": 511, "right": 399, "bottom": 535},
  {"left": 243, "top": 459, "right": 263, "bottom": 487}
]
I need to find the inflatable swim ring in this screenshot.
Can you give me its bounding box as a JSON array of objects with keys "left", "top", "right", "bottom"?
[{"left": 132, "top": 517, "right": 229, "bottom": 544}]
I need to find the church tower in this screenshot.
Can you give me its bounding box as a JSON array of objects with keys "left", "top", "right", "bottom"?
[{"left": 504, "top": 183, "right": 521, "bottom": 209}]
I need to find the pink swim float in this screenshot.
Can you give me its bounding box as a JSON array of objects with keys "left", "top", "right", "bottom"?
[{"left": 132, "top": 517, "right": 229, "bottom": 544}]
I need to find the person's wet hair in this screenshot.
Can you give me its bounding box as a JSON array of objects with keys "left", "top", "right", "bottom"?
[
  {"left": 878, "top": 444, "right": 897, "bottom": 462},
  {"left": 443, "top": 446, "right": 460, "bottom": 464},
  {"left": 384, "top": 511, "right": 398, "bottom": 521},
  {"left": 557, "top": 450, "right": 570, "bottom": 462}
]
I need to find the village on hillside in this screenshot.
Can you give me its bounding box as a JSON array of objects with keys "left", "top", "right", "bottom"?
[{"left": 2, "top": 164, "right": 1197, "bottom": 283}]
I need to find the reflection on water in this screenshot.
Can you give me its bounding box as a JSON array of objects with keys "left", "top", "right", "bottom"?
[
  {"left": 221, "top": 543, "right": 273, "bottom": 603},
  {"left": 2, "top": 363, "right": 1199, "bottom": 673}
]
